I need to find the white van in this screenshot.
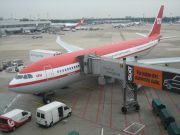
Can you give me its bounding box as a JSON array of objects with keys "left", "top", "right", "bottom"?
[{"left": 36, "top": 101, "right": 72, "bottom": 127}]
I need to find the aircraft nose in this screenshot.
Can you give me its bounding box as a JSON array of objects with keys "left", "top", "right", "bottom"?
[{"left": 8, "top": 79, "right": 19, "bottom": 92}]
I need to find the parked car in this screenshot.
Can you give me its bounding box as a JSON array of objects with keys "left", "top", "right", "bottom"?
[
  {"left": 36, "top": 101, "right": 72, "bottom": 127},
  {"left": 0, "top": 109, "right": 32, "bottom": 132}
]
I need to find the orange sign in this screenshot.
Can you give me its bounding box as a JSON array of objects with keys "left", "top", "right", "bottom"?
[{"left": 133, "top": 66, "right": 162, "bottom": 90}]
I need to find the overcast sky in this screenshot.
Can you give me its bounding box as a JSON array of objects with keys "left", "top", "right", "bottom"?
[{"left": 0, "top": 0, "right": 180, "bottom": 19}]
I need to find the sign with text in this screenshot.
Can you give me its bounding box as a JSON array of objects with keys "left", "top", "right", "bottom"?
[{"left": 133, "top": 66, "right": 163, "bottom": 90}]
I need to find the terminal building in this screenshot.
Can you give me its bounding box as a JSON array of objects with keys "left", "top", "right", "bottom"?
[{"left": 0, "top": 19, "right": 51, "bottom": 34}]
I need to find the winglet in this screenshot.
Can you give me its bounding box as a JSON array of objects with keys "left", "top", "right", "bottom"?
[{"left": 148, "top": 5, "right": 164, "bottom": 37}]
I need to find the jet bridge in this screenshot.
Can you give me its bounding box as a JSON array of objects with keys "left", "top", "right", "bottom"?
[{"left": 77, "top": 54, "right": 180, "bottom": 114}]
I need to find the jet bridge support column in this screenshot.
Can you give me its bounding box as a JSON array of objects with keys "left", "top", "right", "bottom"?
[{"left": 121, "top": 58, "right": 140, "bottom": 114}]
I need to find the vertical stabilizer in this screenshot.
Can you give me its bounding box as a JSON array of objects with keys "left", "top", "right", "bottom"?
[
  {"left": 148, "top": 5, "right": 164, "bottom": 37},
  {"left": 76, "top": 18, "right": 85, "bottom": 27}
]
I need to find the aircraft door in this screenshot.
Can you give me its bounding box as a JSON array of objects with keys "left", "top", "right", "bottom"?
[{"left": 44, "top": 65, "right": 54, "bottom": 80}]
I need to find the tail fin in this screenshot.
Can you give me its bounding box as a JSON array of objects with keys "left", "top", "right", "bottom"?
[
  {"left": 148, "top": 5, "right": 164, "bottom": 37},
  {"left": 76, "top": 18, "right": 85, "bottom": 27}
]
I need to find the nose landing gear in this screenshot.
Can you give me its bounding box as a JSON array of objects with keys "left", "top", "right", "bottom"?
[{"left": 33, "top": 91, "right": 54, "bottom": 104}]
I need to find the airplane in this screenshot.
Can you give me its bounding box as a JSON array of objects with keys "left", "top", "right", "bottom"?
[
  {"left": 62, "top": 18, "right": 85, "bottom": 31},
  {"left": 50, "top": 18, "right": 85, "bottom": 31},
  {"left": 112, "top": 22, "right": 135, "bottom": 28},
  {"left": 8, "top": 5, "right": 179, "bottom": 104}
]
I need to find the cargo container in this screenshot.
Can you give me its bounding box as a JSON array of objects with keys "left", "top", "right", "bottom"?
[
  {"left": 159, "top": 108, "right": 175, "bottom": 129},
  {"left": 167, "top": 122, "right": 180, "bottom": 135},
  {"left": 152, "top": 98, "right": 166, "bottom": 116}
]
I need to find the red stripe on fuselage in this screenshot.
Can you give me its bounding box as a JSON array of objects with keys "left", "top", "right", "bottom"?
[{"left": 9, "top": 70, "right": 80, "bottom": 88}]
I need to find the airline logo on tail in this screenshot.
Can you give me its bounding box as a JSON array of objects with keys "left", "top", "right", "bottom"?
[
  {"left": 157, "top": 18, "right": 162, "bottom": 24},
  {"left": 80, "top": 19, "right": 84, "bottom": 24},
  {"left": 148, "top": 5, "right": 164, "bottom": 37},
  {"left": 76, "top": 18, "right": 84, "bottom": 27}
]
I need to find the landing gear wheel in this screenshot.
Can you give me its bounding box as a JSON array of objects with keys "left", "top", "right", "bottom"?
[
  {"left": 121, "top": 106, "right": 127, "bottom": 114},
  {"left": 135, "top": 104, "right": 140, "bottom": 111},
  {"left": 43, "top": 98, "right": 51, "bottom": 104}
]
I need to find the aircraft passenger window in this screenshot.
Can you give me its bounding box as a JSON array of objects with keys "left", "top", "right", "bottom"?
[
  {"left": 62, "top": 69, "right": 64, "bottom": 72},
  {"left": 23, "top": 75, "right": 28, "bottom": 79},
  {"left": 27, "top": 74, "right": 33, "bottom": 78}
]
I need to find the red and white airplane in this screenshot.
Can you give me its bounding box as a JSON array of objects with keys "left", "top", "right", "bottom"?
[
  {"left": 62, "top": 18, "right": 85, "bottom": 31},
  {"left": 8, "top": 6, "right": 179, "bottom": 102}
]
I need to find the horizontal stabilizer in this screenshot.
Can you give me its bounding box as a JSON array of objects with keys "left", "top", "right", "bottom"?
[
  {"left": 56, "top": 36, "right": 83, "bottom": 53},
  {"left": 136, "top": 33, "right": 147, "bottom": 37},
  {"left": 160, "top": 36, "right": 177, "bottom": 40}
]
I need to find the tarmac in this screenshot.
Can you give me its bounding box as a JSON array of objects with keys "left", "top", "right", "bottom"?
[{"left": 0, "top": 23, "right": 180, "bottom": 135}]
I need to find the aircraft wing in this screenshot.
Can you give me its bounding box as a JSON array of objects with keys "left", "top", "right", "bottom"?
[
  {"left": 136, "top": 33, "right": 178, "bottom": 40},
  {"left": 136, "top": 33, "right": 147, "bottom": 37},
  {"left": 56, "top": 36, "right": 83, "bottom": 53},
  {"left": 137, "top": 57, "right": 180, "bottom": 65}
]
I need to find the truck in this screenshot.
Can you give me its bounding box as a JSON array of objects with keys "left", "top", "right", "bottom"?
[
  {"left": 29, "top": 49, "right": 62, "bottom": 62},
  {"left": 0, "top": 109, "right": 32, "bottom": 132},
  {"left": 36, "top": 101, "right": 72, "bottom": 127}
]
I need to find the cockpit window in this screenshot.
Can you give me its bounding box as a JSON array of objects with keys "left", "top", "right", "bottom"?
[
  {"left": 23, "top": 75, "right": 28, "bottom": 79},
  {"left": 15, "top": 74, "right": 33, "bottom": 79},
  {"left": 27, "top": 74, "right": 33, "bottom": 78},
  {"left": 15, "top": 75, "right": 23, "bottom": 79}
]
